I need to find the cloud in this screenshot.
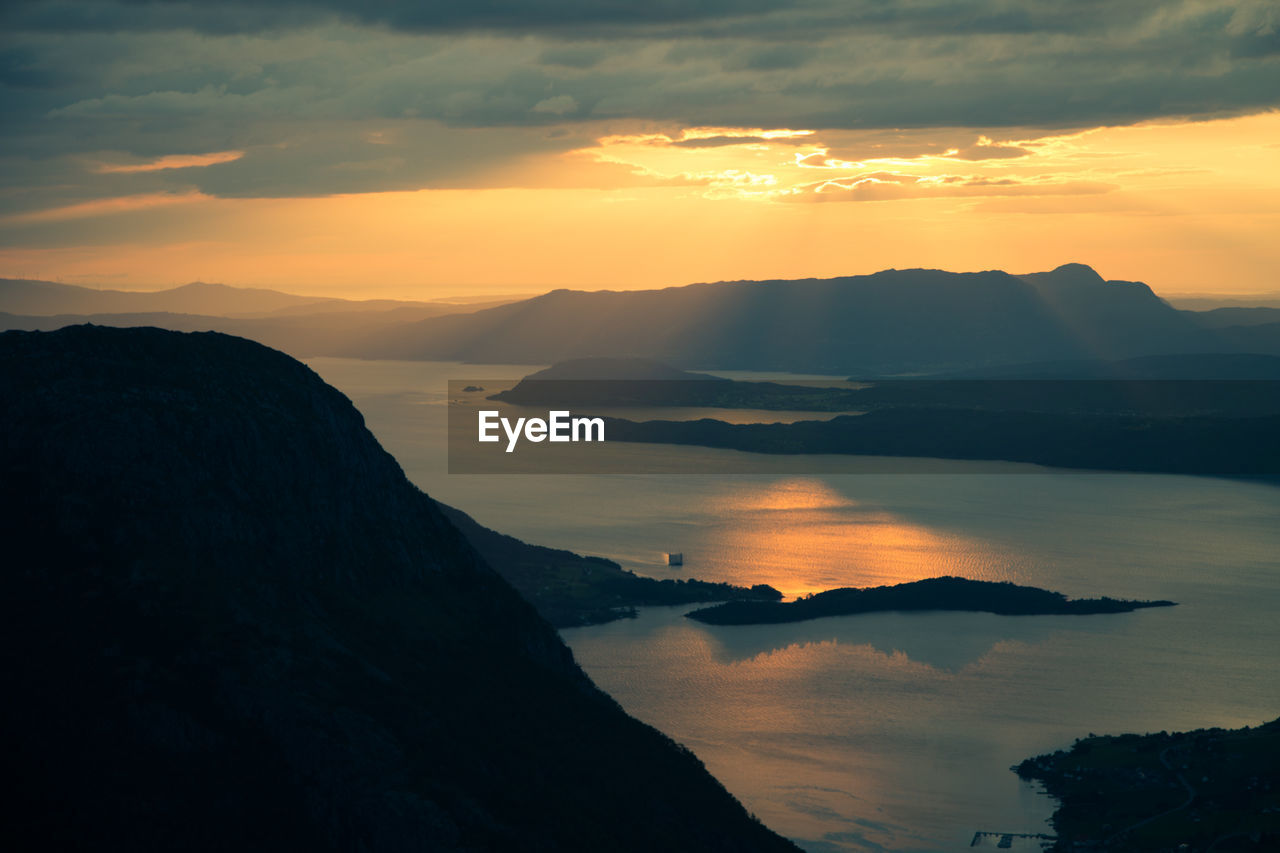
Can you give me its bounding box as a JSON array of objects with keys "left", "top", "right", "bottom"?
[
  {"left": 945, "top": 137, "right": 1031, "bottom": 161},
  {"left": 0, "top": 190, "right": 210, "bottom": 224},
  {"left": 93, "top": 150, "right": 245, "bottom": 173},
  {"left": 786, "top": 175, "right": 1116, "bottom": 203},
  {"left": 537, "top": 44, "right": 612, "bottom": 69},
  {"left": 2, "top": 0, "right": 792, "bottom": 35},
  {"left": 671, "top": 135, "right": 774, "bottom": 148},
  {"left": 1, "top": 0, "right": 1278, "bottom": 216},
  {"left": 531, "top": 94, "right": 579, "bottom": 116}
]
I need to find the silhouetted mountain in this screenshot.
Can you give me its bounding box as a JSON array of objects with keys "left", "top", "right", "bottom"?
[
  {"left": 0, "top": 301, "right": 499, "bottom": 358},
  {"left": 365, "top": 264, "right": 1239, "bottom": 374},
  {"left": 1167, "top": 291, "right": 1280, "bottom": 310},
  {"left": 0, "top": 325, "right": 799, "bottom": 853},
  {"left": 0, "top": 277, "right": 505, "bottom": 319}
]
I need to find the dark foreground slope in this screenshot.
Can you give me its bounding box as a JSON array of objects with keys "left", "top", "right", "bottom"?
[{"left": 0, "top": 326, "right": 798, "bottom": 853}]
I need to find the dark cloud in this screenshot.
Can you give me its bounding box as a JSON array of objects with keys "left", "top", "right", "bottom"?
[
  {"left": 1, "top": 0, "right": 791, "bottom": 35},
  {"left": 722, "top": 43, "right": 811, "bottom": 71},
  {"left": 0, "top": 119, "right": 607, "bottom": 219},
  {"left": 0, "top": 0, "right": 1248, "bottom": 43},
  {"left": 537, "top": 44, "right": 612, "bottom": 69},
  {"left": 0, "top": 0, "right": 1277, "bottom": 214}
]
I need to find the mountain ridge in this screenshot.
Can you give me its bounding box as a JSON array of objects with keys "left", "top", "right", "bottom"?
[
  {"left": 0, "top": 277, "right": 508, "bottom": 319},
  {"left": 0, "top": 324, "right": 800, "bottom": 853},
  {"left": 7, "top": 265, "right": 1280, "bottom": 374},
  {"left": 364, "top": 263, "right": 1239, "bottom": 374}
]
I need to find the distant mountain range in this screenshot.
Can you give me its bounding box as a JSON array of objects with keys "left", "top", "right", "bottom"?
[
  {"left": 5, "top": 265, "right": 1280, "bottom": 375},
  {"left": 0, "top": 326, "right": 799, "bottom": 853},
  {"left": 0, "top": 277, "right": 506, "bottom": 318},
  {"left": 0, "top": 308, "right": 468, "bottom": 359},
  {"left": 0, "top": 278, "right": 515, "bottom": 357},
  {"left": 1167, "top": 291, "right": 1280, "bottom": 310},
  {"left": 362, "top": 263, "right": 1280, "bottom": 374}
]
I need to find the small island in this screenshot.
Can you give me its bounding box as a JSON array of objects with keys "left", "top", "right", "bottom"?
[
  {"left": 1015, "top": 718, "right": 1280, "bottom": 851},
  {"left": 685, "top": 576, "right": 1175, "bottom": 625}
]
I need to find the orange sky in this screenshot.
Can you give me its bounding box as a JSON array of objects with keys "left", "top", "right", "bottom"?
[
  {"left": 5, "top": 1, "right": 1279, "bottom": 300},
  {"left": 2, "top": 114, "right": 1277, "bottom": 300}
]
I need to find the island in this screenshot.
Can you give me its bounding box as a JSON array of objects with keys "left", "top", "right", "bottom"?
[
  {"left": 1015, "top": 718, "right": 1280, "bottom": 851},
  {"left": 684, "top": 576, "right": 1175, "bottom": 625}
]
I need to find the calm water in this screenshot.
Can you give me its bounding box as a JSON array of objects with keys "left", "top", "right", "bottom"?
[{"left": 308, "top": 357, "right": 1280, "bottom": 853}]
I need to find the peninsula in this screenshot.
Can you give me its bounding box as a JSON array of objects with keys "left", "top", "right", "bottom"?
[{"left": 438, "top": 503, "right": 783, "bottom": 627}]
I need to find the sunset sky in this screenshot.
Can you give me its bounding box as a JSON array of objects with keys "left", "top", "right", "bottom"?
[{"left": 2, "top": 0, "right": 1278, "bottom": 298}]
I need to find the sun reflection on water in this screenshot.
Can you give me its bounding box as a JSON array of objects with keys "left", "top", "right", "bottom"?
[{"left": 703, "top": 477, "right": 1023, "bottom": 597}]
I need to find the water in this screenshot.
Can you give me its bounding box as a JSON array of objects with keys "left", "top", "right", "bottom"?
[{"left": 307, "top": 357, "right": 1280, "bottom": 852}]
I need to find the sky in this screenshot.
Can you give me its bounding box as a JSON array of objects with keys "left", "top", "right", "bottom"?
[{"left": 1, "top": 0, "right": 1278, "bottom": 299}]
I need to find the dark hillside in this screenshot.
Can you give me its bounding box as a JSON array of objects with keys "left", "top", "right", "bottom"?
[{"left": 0, "top": 325, "right": 798, "bottom": 853}]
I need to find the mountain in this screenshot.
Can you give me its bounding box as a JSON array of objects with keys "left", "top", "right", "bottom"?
[
  {"left": 0, "top": 325, "right": 799, "bottom": 853},
  {"left": 0, "top": 306, "right": 486, "bottom": 359},
  {"left": 364, "top": 264, "right": 1236, "bottom": 374},
  {"left": 1167, "top": 291, "right": 1280, "bottom": 310},
  {"left": 0, "top": 277, "right": 508, "bottom": 319},
  {"left": 12, "top": 267, "right": 1277, "bottom": 374}
]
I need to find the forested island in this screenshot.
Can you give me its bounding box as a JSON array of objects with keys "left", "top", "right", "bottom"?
[
  {"left": 685, "top": 577, "right": 1175, "bottom": 625},
  {"left": 1016, "top": 718, "right": 1280, "bottom": 851}
]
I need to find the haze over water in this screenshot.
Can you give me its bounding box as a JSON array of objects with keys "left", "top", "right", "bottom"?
[{"left": 310, "top": 357, "right": 1280, "bottom": 852}]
